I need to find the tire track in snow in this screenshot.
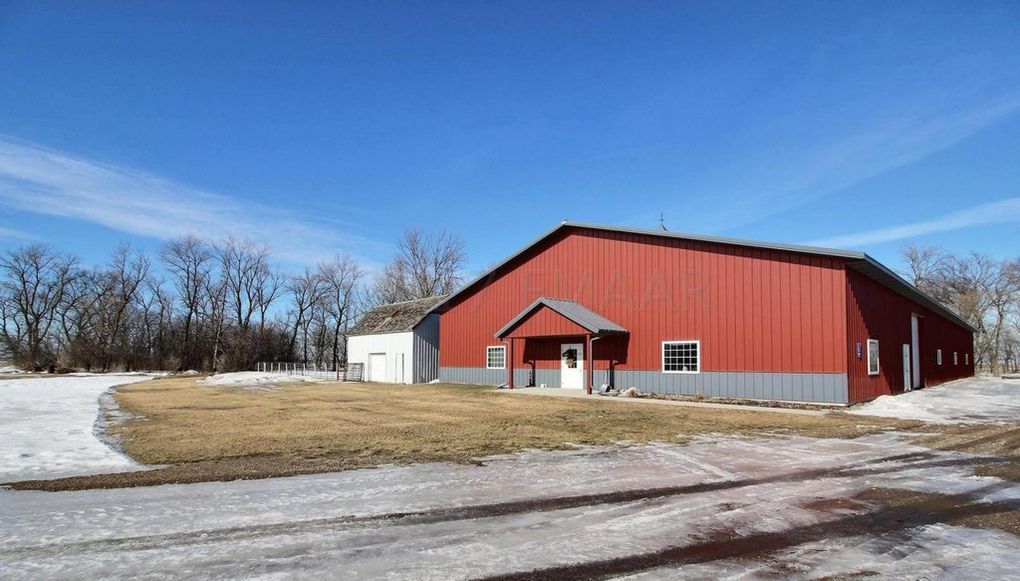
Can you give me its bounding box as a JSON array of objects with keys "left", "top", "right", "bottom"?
[
  {"left": 479, "top": 486, "right": 1020, "bottom": 581},
  {"left": 1, "top": 450, "right": 1005, "bottom": 560}
]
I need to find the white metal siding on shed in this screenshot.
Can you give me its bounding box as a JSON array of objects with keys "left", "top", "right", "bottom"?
[{"left": 348, "top": 332, "right": 414, "bottom": 384}]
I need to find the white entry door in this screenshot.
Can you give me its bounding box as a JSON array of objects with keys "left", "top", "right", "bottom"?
[
  {"left": 911, "top": 314, "right": 922, "bottom": 389},
  {"left": 560, "top": 343, "right": 584, "bottom": 389},
  {"left": 902, "top": 344, "right": 912, "bottom": 392},
  {"left": 368, "top": 353, "right": 386, "bottom": 382}
]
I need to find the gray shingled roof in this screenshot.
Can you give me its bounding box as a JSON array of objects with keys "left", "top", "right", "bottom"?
[
  {"left": 430, "top": 221, "right": 976, "bottom": 333},
  {"left": 349, "top": 295, "right": 447, "bottom": 336},
  {"left": 495, "top": 297, "right": 628, "bottom": 338}
]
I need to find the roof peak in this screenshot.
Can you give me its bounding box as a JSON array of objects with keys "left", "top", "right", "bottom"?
[
  {"left": 559, "top": 221, "right": 866, "bottom": 259},
  {"left": 375, "top": 294, "right": 449, "bottom": 307},
  {"left": 495, "top": 296, "right": 627, "bottom": 338},
  {"left": 349, "top": 294, "right": 447, "bottom": 336}
]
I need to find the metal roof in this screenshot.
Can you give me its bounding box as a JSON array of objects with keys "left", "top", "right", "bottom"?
[
  {"left": 848, "top": 259, "right": 975, "bottom": 332},
  {"left": 349, "top": 295, "right": 447, "bottom": 336},
  {"left": 495, "top": 297, "right": 628, "bottom": 338},
  {"left": 562, "top": 221, "right": 868, "bottom": 260},
  {"left": 431, "top": 221, "right": 975, "bottom": 333}
]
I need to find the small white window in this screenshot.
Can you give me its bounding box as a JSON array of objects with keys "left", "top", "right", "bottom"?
[
  {"left": 486, "top": 346, "right": 506, "bottom": 370},
  {"left": 953, "top": 352, "right": 958, "bottom": 366},
  {"left": 867, "top": 339, "right": 880, "bottom": 376},
  {"left": 663, "top": 340, "right": 700, "bottom": 373},
  {"left": 936, "top": 349, "right": 942, "bottom": 366},
  {"left": 965, "top": 353, "right": 969, "bottom": 365}
]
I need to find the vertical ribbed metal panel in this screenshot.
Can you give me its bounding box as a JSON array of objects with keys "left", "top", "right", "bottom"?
[
  {"left": 412, "top": 314, "right": 440, "bottom": 383},
  {"left": 438, "top": 366, "right": 532, "bottom": 386},
  {"left": 845, "top": 270, "right": 974, "bottom": 403},
  {"left": 440, "top": 227, "right": 849, "bottom": 380},
  {"left": 439, "top": 367, "right": 847, "bottom": 403}
]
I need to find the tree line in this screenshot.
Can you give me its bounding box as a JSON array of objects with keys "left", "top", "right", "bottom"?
[
  {"left": 902, "top": 245, "right": 1020, "bottom": 374},
  {"left": 0, "top": 229, "right": 465, "bottom": 372}
]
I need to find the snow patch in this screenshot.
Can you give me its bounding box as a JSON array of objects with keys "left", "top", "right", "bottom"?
[
  {"left": 199, "top": 371, "right": 325, "bottom": 387},
  {"left": 0, "top": 374, "right": 157, "bottom": 483},
  {"left": 850, "top": 376, "right": 1020, "bottom": 424}
]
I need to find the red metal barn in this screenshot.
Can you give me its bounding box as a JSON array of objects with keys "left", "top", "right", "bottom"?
[{"left": 432, "top": 223, "right": 974, "bottom": 404}]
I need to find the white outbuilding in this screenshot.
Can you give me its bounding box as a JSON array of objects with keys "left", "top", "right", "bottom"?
[{"left": 347, "top": 295, "right": 445, "bottom": 384}]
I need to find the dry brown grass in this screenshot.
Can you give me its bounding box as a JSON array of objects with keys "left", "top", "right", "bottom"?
[
  {"left": 859, "top": 487, "right": 1020, "bottom": 536},
  {"left": 113, "top": 377, "right": 916, "bottom": 464},
  {"left": 907, "top": 424, "right": 1020, "bottom": 457},
  {"left": 906, "top": 424, "right": 1020, "bottom": 485},
  {"left": 13, "top": 376, "right": 918, "bottom": 490}
]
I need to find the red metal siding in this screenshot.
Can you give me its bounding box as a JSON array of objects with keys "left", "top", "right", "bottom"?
[
  {"left": 504, "top": 305, "right": 590, "bottom": 339},
  {"left": 845, "top": 269, "right": 974, "bottom": 403},
  {"left": 440, "top": 227, "right": 849, "bottom": 374}
]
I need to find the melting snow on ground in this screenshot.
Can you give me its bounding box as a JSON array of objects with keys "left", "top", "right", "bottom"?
[
  {"left": 622, "top": 523, "right": 1020, "bottom": 580},
  {"left": 0, "top": 374, "right": 156, "bottom": 483},
  {"left": 3, "top": 374, "right": 1019, "bottom": 579},
  {"left": 199, "top": 371, "right": 324, "bottom": 387},
  {"left": 2, "top": 432, "right": 1019, "bottom": 579},
  {"left": 850, "top": 376, "right": 1020, "bottom": 424}
]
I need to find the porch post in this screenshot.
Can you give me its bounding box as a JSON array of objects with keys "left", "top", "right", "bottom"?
[
  {"left": 507, "top": 338, "right": 514, "bottom": 390},
  {"left": 585, "top": 333, "right": 593, "bottom": 395}
]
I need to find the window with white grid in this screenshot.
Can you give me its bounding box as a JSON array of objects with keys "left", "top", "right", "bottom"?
[
  {"left": 662, "top": 341, "right": 700, "bottom": 374},
  {"left": 486, "top": 346, "right": 506, "bottom": 370}
]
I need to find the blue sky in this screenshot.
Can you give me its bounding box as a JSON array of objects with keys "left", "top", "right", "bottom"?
[{"left": 1, "top": 1, "right": 1018, "bottom": 277}]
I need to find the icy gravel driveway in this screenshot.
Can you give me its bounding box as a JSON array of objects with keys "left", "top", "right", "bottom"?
[
  {"left": 0, "top": 374, "right": 156, "bottom": 483},
  {"left": 2, "top": 433, "right": 1018, "bottom": 580}
]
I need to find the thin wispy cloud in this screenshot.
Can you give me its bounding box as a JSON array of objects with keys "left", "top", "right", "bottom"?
[
  {"left": 805, "top": 197, "right": 1020, "bottom": 248},
  {"left": 0, "top": 225, "right": 36, "bottom": 241},
  {"left": 0, "top": 138, "right": 387, "bottom": 265},
  {"left": 661, "top": 91, "right": 1020, "bottom": 234}
]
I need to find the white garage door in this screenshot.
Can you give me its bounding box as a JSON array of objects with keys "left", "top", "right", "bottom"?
[{"left": 368, "top": 353, "right": 386, "bottom": 382}]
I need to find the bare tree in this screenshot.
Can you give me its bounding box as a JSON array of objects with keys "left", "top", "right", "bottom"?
[
  {"left": 203, "top": 266, "right": 229, "bottom": 372},
  {"left": 987, "top": 258, "right": 1020, "bottom": 374},
  {"left": 94, "top": 244, "right": 150, "bottom": 370},
  {"left": 285, "top": 267, "right": 326, "bottom": 363},
  {"left": 902, "top": 244, "right": 950, "bottom": 299},
  {"left": 213, "top": 239, "right": 285, "bottom": 369},
  {"left": 900, "top": 245, "right": 1020, "bottom": 374},
  {"left": 319, "top": 256, "right": 362, "bottom": 371},
  {"left": 146, "top": 278, "right": 177, "bottom": 369},
  {"left": 0, "top": 244, "right": 81, "bottom": 369},
  {"left": 219, "top": 239, "right": 273, "bottom": 332},
  {"left": 370, "top": 228, "right": 466, "bottom": 304},
  {"left": 55, "top": 267, "right": 97, "bottom": 367},
  {"left": 254, "top": 265, "right": 282, "bottom": 332},
  {"left": 158, "top": 236, "right": 214, "bottom": 370},
  {"left": 133, "top": 276, "right": 169, "bottom": 369}
]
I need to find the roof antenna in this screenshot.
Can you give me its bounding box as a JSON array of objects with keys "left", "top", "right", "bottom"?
[{"left": 658, "top": 213, "right": 668, "bottom": 231}]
